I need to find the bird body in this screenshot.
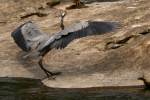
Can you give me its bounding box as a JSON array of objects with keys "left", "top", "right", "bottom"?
[{"left": 11, "top": 20, "right": 119, "bottom": 78}]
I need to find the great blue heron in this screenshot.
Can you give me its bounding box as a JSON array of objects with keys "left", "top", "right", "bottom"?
[
  {"left": 73, "top": 0, "right": 81, "bottom": 7},
  {"left": 11, "top": 13, "right": 119, "bottom": 79}
]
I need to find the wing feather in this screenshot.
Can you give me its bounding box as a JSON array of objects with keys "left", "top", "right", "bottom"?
[
  {"left": 39, "top": 21, "right": 119, "bottom": 56},
  {"left": 12, "top": 21, "right": 119, "bottom": 57},
  {"left": 11, "top": 21, "right": 49, "bottom": 52}
]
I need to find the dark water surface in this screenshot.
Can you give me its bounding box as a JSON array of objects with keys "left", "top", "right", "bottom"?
[{"left": 0, "top": 77, "right": 150, "bottom": 100}]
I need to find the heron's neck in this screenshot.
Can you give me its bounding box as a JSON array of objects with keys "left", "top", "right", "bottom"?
[{"left": 60, "top": 17, "right": 64, "bottom": 30}]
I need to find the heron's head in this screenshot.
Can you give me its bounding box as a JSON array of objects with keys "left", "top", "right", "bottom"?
[{"left": 60, "top": 10, "right": 67, "bottom": 18}]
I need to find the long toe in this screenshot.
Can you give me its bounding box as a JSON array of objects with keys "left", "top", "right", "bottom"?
[
  {"left": 41, "top": 75, "right": 55, "bottom": 80},
  {"left": 51, "top": 71, "right": 62, "bottom": 76},
  {"left": 46, "top": 71, "right": 62, "bottom": 80}
]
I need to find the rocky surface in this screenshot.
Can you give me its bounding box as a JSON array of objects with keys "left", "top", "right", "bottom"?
[{"left": 0, "top": 0, "right": 150, "bottom": 88}]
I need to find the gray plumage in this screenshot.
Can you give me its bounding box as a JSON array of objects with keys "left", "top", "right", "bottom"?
[
  {"left": 11, "top": 21, "right": 49, "bottom": 52},
  {"left": 12, "top": 21, "right": 118, "bottom": 56},
  {"left": 11, "top": 20, "right": 119, "bottom": 78}
]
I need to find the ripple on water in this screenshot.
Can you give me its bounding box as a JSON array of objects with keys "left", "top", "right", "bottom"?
[{"left": 0, "top": 77, "right": 150, "bottom": 100}]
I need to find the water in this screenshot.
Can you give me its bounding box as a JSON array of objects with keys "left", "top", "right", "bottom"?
[{"left": 0, "top": 77, "right": 150, "bottom": 100}]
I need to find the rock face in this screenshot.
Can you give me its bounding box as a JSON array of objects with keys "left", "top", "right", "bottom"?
[{"left": 0, "top": 0, "right": 150, "bottom": 88}]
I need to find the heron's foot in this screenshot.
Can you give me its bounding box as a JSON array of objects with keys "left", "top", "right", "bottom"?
[
  {"left": 38, "top": 58, "right": 61, "bottom": 80},
  {"left": 45, "top": 71, "right": 62, "bottom": 80}
]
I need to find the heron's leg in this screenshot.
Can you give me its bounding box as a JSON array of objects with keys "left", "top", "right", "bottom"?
[
  {"left": 76, "top": 0, "right": 80, "bottom": 7},
  {"left": 78, "top": 0, "right": 80, "bottom": 7},
  {"left": 38, "top": 58, "right": 61, "bottom": 78}
]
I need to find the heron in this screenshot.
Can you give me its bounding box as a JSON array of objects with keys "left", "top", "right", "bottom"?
[
  {"left": 11, "top": 12, "right": 119, "bottom": 79},
  {"left": 73, "top": 0, "right": 82, "bottom": 7}
]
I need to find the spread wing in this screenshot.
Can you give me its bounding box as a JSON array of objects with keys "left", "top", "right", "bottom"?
[
  {"left": 11, "top": 21, "right": 119, "bottom": 57},
  {"left": 39, "top": 21, "right": 119, "bottom": 56},
  {"left": 11, "top": 21, "right": 49, "bottom": 52}
]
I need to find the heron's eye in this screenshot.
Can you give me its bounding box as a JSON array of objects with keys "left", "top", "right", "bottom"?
[{"left": 28, "top": 31, "right": 32, "bottom": 36}]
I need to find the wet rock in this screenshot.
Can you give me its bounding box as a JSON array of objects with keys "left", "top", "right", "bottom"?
[{"left": 0, "top": 0, "right": 150, "bottom": 88}]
